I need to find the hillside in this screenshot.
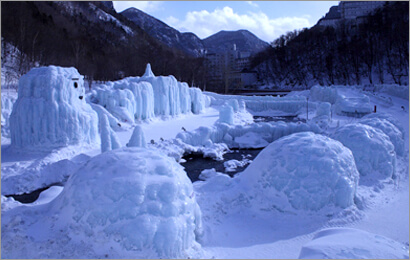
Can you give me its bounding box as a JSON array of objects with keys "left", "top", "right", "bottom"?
[
  {"left": 121, "top": 7, "right": 205, "bottom": 57},
  {"left": 203, "top": 30, "right": 269, "bottom": 54},
  {"left": 1, "top": 1, "right": 204, "bottom": 83},
  {"left": 251, "top": 1, "right": 409, "bottom": 89}
]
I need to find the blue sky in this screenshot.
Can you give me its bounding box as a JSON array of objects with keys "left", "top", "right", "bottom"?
[{"left": 113, "top": 1, "right": 337, "bottom": 43}]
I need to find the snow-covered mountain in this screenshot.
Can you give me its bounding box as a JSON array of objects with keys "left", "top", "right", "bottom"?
[
  {"left": 121, "top": 7, "right": 205, "bottom": 57},
  {"left": 120, "top": 8, "right": 269, "bottom": 56},
  {"left": 203, "top": 30, "right": 270, "bottom": 54}
]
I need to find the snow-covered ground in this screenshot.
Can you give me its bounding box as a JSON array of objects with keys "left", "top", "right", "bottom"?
[{"left": 1, "top": 66, "right": 409, "bottom": 259}]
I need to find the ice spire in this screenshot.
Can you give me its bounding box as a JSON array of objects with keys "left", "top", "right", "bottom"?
[{"left": 143, "top": 63, "right": 155, "bottom": 77}]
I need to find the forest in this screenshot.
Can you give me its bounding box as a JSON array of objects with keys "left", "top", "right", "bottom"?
[
  {"left": 251, "top": 1, "right": 409, "bottom": 89},
  {"left": 1, "top": 1, "right": 207, "bottom": 88}
]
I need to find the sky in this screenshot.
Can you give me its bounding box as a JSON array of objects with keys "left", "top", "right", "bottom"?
[{"left": 113, "top": 1, "right": 337, "bottom": 43}]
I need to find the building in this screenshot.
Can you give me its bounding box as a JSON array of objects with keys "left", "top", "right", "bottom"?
[
  {"left": 317, "top": 1, "right": 386, "bottom": 28},
  {"left": 205, "top": 44, "right": 258, "bottom": 93},
  {"left": 340, "top": 1, "right": 385, "bottom": 19}
]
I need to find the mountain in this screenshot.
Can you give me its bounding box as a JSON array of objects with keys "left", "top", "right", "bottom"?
[
  {"left": 1, "top": 1, "right": 203, "bottom": 83},
  {"left": 203, "top": 30, "right": 270, "bottom": 54},
  {"left": 121, "top": 7, "right": 205, "bottom": 57}
]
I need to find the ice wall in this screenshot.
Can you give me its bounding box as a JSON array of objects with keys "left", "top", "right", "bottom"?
[
  {"left": 9, "top": 66, "right": 99, "bottom": 148},
  {"left": 1, "top": 94, "right": 17, "bottom": 137},
  {"left": 204, "top": 91, "right": 308, "bottom": 115},
  {"left": 238, "top": 132, "right": 359, "bottom": 211},
  {"left": 310, "top": 85, "right": 338, "bottom": 104},
  {"left": 89, "top": 64, "right": 207, "bottom": 122},
  {"left": 91, "top": 80, "right": 155, "bottom": 123}
]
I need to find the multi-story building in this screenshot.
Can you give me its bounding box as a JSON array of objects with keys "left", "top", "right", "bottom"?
[
  {"left": 317, "top": 1, "right": 386, "bottom": 28},
  {"left": 205, "top": 44, "right": 257, "bottom": 93},
  {"left": 340, "top": 1, "right": 385, "bottom": 19}
]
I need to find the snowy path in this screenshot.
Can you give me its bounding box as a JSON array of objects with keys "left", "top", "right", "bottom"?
[{"left": 116, "top": 107, "right": 219, "bottom": 146}]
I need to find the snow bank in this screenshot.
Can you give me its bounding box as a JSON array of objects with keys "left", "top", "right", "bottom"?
[
  {"left": 299, "top": 228, "right": 409, "bottom": 259},
  {"left": 334, "top": 92, "right": 373, "bottom": 116},
  {"left": 224, "top": 158, "right": 252, "bottom": 173},
  {"left": 332, "top": 123, "right": 396, "bottom": 180},
  {"left": 238, "top": 132, "right": 359, "bottom": 211},
  {"left": 9, "top": 66, "right": 99, "bottom": 148},
  {"left": 1, "top": 148, "right": 203, "bottom": 259},
  {"left": 360, "top": 117, "right": 405, "bottom": 156},
  {"left": 310, "top": 85, "right": 338, "bottom": 104},
  {"left": 374, "top": 84, "right": 409, "bottom": 100},
  {"left": 177, "top": 120, "right": 321, "bottom": 149}
]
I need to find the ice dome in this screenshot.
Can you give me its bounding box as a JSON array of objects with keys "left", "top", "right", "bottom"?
[
  {"left": 46, "top": 147, "right": 203, "bottom": 258},
  {"left": 332, "top": 123, "right": 396, "bottom": 180},
  {"left": 9, "top": 66, "right": 99, "bottom": 148},
  {"left": 238, "top": 132, "right": 359, "bottom": 211},
  {"left": 359, "top": 117, "right": 405, "bottom": 156},
  {"left": 362, "top": 112, "right": 405, "bottom": 138}
]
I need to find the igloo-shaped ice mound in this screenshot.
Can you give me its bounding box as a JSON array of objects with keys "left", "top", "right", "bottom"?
[
  {"left": 50, "top": 147, "right": 203, "bottom": 258},
  {"left": 10, "top": 66, "right": 99, "bottom": 148},
  {"left": 238, "top": 132, "right": 359, "bottom": 211},
  {"left": 359, "top": 117, "right": 405, "bottom": 156},
  {"left": 332, "top": 123, "right": 396, "bottom": 180}
]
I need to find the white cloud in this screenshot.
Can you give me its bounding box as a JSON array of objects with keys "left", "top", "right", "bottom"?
[
  {"left": 246, "top": 1, "right": 259, "bottom": 8},
  {"left": 165, "top": 6, "right": 311, "bottom": 43},
  {"left": 113, "top": 1, "right": 163, "bottom": 13}
]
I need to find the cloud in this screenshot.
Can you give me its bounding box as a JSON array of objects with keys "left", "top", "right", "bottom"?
[
  {"left": 246, "top": 1, "right": 259, "bottom": 8},
  {"left": 113, "top": 1, "right": 163, "bottom": 13},
  {"left": 165, "top": 6, "right": 311, "bottom": 43}
]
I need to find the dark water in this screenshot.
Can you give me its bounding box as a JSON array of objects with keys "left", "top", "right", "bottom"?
[
  {"left": 181, "top": 149, "right": 262, "bottom": 182},
  {"left": 253, "top": 115, "right": 306, "bottom": 123},
  {"left": 5, "top": 183, "right": 63, "bottom": 204}
]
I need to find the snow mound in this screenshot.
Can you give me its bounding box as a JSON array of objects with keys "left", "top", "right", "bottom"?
[
  {"left": 360, "top": 117, "right": 405, "bottom": 156},
  {"left": 332, "top": 123, "right": 396, "bottom": 180},
  {"left": 362, "top": 112, "right": 405, "bottom": 139},
  {"left": 238, "top": 132, "right": 359, "bottom": 211},
  {"left": 2, "top": 148, "right": 203, "bottom": 259},
  {"left": 9, "top": 66, "right": 99, "bottom": 148},
  {"left": 310, "top": 85, "right": 338, "bottom": 104},
  {"left": 299, "top": 228, "right": 409, "bottom": 259}
]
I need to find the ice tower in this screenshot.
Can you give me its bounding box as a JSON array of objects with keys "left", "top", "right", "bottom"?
[{"left": 10, "top": 66, "right": 99, "bottom": 148}]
